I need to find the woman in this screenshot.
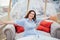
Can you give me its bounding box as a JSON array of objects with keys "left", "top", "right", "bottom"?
[
  {"left": 0, "top": 10, "right": 59, "bottom": 40},
  {"left": 0, "top": 10, "right": 50, "bottom": 37}
]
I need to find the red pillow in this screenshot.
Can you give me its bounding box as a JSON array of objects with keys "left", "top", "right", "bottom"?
[
  {"left": 37, "top": 25, "right": 50, "bottom": 33},
  {"left": 40, "top": 20, "right": 52, "bottom": 28},
  {"left": 14, "top": 24, "right": 24, "bottom": 33}
]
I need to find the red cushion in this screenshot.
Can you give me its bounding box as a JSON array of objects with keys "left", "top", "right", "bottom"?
[
  {"left": 37, "top": 25, "right": 50, "bottom": 33},
  {"left": 14, "top": 24, "right": 24, "bottom": 33},
  {"left": 40, "top": 20, "right": 52, "bottom": 28}
]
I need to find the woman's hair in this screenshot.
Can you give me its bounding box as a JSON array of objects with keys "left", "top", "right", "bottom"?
[{"left": 25, "top": 10, "right": 36, "bottom": 21}]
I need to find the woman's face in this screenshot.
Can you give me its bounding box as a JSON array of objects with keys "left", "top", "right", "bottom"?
[{"left": 28, "top": 12, "right": 35, "bottom": 19}]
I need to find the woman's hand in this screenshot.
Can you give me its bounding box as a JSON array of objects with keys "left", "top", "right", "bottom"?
[{"left": 0, "top": 21, "right": 4, "bottom": 25}]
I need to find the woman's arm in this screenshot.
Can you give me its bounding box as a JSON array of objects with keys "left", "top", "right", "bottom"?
[
  {"left": 36, "top": 17, "right": 50, "bottom": 24},
  {"left": 0, "top": 20, "right": 14, "bottom": 24},
  {"left": 0, "top": 18, "right": 25, "bottom": 26},
  {"left": 41, "top": 17, "right": 50, "bottom": 20}
]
